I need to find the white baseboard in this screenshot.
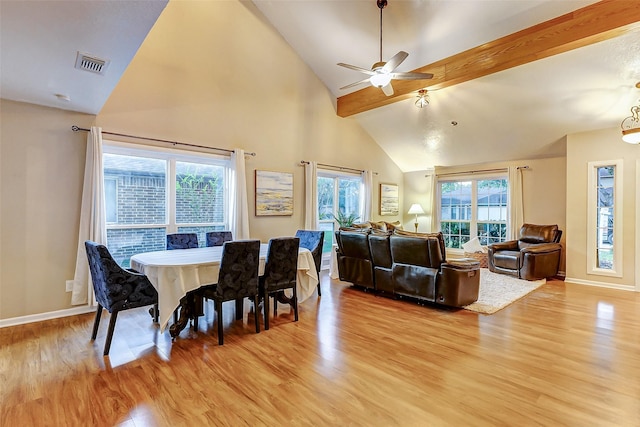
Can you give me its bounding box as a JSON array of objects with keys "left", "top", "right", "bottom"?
[
  {"left": 564, "top": 277, "right": 637, "bottom": 292},
  {"left": 0, "top": 305, "right": 94, "bottom": 329}
]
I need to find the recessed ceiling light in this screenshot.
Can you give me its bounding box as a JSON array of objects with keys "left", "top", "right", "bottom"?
[{"left": 54, "top": 93, "right": 71, "bottom": 102}]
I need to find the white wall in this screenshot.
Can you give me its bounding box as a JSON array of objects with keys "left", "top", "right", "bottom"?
[
  {"left": 0, "top": 100, "right": 95, "bottom": 319},
  {"left": 566, "top": 127, "right": 639, "bottom": 290}
]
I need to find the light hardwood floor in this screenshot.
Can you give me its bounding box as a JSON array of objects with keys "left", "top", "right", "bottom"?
[{"left": 2, "top": 272, "right": 640, "bottom": 426}]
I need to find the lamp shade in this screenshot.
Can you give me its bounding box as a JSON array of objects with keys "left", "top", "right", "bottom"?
[{"left": 408, "top": 204, "right": 425, "bottom": 215}]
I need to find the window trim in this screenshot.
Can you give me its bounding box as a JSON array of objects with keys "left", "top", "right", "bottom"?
[{"left": 587, "top": 159, "right": 623, "bottom": 277}]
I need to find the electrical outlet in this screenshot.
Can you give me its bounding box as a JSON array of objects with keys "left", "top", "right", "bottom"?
[{"left": 66, "top": 280, "right": 74, "bottom": 292}]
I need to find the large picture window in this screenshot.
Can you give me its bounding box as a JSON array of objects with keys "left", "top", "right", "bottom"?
[
  {"left": 439, "top": 177, "right": 508, "bottom": 249},
  {"left": 103, "top": 142, "right": 228, "bottom": 267}
]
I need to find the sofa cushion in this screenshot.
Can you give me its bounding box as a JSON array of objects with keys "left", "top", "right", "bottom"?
[{"left": 393, "top": 229, "right": 446, "bottom": 260}]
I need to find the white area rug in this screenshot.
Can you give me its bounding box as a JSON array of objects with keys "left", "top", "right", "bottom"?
[{"left": 463, "top": 268, "right": 546, "bottom": 314}]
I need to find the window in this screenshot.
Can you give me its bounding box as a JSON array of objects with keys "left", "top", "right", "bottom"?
[
  {"left": 317, "top": 171, "right": 362, "bottom": 266},
  {"left": 439, "top": 177, "right": 508, "bottom": 249},
  {"left": 587, "top": 160, "right": 622, "bottom": 276},
  {"left": 103, "top": 142, "right": 228, "bottom": 267}
]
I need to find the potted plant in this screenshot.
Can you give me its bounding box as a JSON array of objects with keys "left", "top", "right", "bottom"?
[{"left": 333, "top": 210, "right": 360, "bottom": 228}]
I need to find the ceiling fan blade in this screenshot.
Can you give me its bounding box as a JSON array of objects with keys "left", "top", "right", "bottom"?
[
  {"left": 390, "top": 71, "right": 434, "bottom": 80},
  {"left": 337, "top": 62, "right": 375, "bottom": 76},
  {"left": 382, "top": 51, "right": 408, "bottom": 73},
  {"left": 381, "top": 82, "right": 394, "bottom": 96},
  {"left": 340, "top": 77, "right": 372, "bottom": 90}
]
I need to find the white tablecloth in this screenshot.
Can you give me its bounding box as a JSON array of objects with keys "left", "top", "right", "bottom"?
[
  {"left": 330, "top": 243, "right": 339, "bottom": 279},
  {"left": 130, "top": 244, "right": 318, "bottom": 331}
]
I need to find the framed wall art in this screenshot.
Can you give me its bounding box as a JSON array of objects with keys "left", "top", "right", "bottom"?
[
  {"left": 379, "top": 183, "right": 399, "bottom": 216},
  {"left": 255, "top": 170, "right": 294, "bottom": 216}
]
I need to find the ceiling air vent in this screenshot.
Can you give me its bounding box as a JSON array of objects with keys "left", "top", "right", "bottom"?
[{"left": 75, "top": 52, "right": 110, "bottom": 75}]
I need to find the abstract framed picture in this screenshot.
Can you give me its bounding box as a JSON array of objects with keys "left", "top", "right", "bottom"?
[
  {"left": 379, "top": 183, "right": 399, "bottom": 216},
  {"left": 255, "top": 170, "right": 294, "bottom": 216}
]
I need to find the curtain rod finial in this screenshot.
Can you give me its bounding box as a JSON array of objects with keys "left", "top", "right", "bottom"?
[{"left": 71, "top": 125, "right": 79, "bottom": 131}]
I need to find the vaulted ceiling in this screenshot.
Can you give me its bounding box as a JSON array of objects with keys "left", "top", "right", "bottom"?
[{"left": 2, "top": 0, "right": 639, "bottom": 172}]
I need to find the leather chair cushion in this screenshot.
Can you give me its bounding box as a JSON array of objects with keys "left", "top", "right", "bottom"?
[
  {"left": 492, "top": 250, "right": 521, "bottom": 270},
  {"left": 519, "top": 223, "right": 559, "bottom": 244}
]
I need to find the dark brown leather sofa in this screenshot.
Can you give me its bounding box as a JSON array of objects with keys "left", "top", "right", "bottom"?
[
  {"left": 335, "top": 229, "right": 480, "bottom": 307},
  {"left": 487, "top": 223, "right": 562, "bottom": 280}
]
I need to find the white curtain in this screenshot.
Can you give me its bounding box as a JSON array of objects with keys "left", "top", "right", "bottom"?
[
  {"left": 303, "top": 161, "right": 318, "bottom": 229},
  {"left": 508, "top": 166, "right": 524, "bottom": 240},
  {"left": 361, "top": 170, "right": 373, "bottom": 222},
  {"left": 71, "top": 126, "right": 107, "bottom": 305},
  {"left": 230, "top": 149, "right": 250, "bottom": 239},
  {"left": 428, "top": 171, "right": 439, "bottom": 232}
]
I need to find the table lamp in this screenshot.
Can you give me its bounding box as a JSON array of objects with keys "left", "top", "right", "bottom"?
[{"left": 407, "top": 204, "right": 425, "bottom": 233}]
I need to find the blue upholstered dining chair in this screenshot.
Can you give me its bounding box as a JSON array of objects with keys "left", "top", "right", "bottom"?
[
  {"left": 166, "top": 233, "right": 198, "bottom": 250},
  {"left": 201, "top": 240, "right": 261, "bottom": 345},
  {"left": 259, "top": 237, "right": 300, "bottom": 330},
  {"left": 206, "top": 231, "right": 233, "bottom": 247},
  {"left": 84, "top": 241, "right": 158, "bottom": 356},
  {"left": 295, "top": 229, "right": 324, "bottom": 296}
]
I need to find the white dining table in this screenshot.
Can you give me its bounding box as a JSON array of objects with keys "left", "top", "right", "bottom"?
[{"left": 130, "top": 244, "right": 318, "bottom": 333}]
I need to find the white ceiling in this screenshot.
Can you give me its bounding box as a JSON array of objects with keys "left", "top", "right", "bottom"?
[
  {"left": 2, "top": 0, "right": 639, "bottom": 172},
  {"left": 0, "top": 0, "right": 167, "bottom": 115}
]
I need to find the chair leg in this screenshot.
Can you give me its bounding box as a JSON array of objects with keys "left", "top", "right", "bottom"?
[
  {"left": 91, "top": 304, "right": 103, "bottom": 340},
  {"left": 153, "top": 303, "right": 159, "bottom": 323},
  {"left": 292, "top": 285, "right": 299, "bottom": 322},
  {"left": 216, "top": 300, "right": 224, "bottom": 345},
  {"left": 253, "top": 295, "right": 260, "bottom": 333},
  {"left": 317, "top": 282, "right": 322, "bottom": 297},
  {"left": 264, "top": 292, "right": 270, "bottom": 331},
  {"left": 235, "top": 298, "right": 243, "bottom": 320},
  {"left": 104, "top": 310, "right": 119, "bottom": 356},
  {"left": 274, "top": 294, "right": 278, "bottom": 317}
]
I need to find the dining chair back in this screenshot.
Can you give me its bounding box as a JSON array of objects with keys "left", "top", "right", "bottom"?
[
  {"left": 201, "top": 240, "right": 261, "bottom": 345},
  {"left": 259, "top": 237, "right": 300, "bottom": 330},
  {"left": 166, "top": 233, "right": 198, "bottom": 250},
  {"left": 295, "top": 229, "right": 324, "bottom": 296},
  {"left": 206, "top": 231, "right": 233, "bottom": 247},
  {"left": 84, "top": 240, "right": 158, "bottom": 355}
]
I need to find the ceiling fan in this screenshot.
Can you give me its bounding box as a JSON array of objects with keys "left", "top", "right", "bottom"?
[{"left": 338, "top": 0, "right": 433, "bottom": 96}]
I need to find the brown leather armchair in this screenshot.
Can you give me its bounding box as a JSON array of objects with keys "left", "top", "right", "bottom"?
[{"left": 488, "top": 223, "right": 562, "bottom": 280}]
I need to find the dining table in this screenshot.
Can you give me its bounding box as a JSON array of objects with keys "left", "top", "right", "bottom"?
[{"left": 130, "top": 244, "right": 318, "bottom": 337}]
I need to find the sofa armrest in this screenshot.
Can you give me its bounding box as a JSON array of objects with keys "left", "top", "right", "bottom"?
[
  {"left": 521, "top": 243, "right": 562, "bottom": 254},
  {"left": 442, "top": 258, "right": 480, "bottom": 270},
  {"left": 489, "top": 240, "right": 519, "bottom": 251}
]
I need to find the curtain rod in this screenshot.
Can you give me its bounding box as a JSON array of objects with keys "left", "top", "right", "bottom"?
[
  {"left": 431, "top": 166, "right": 529, "bottom": 178},
  {"left": 71, "top": 126, "right": 256, "bottom": 156},
  {"left": 300, "top": 160, "right": 378, "bottom": 175}
]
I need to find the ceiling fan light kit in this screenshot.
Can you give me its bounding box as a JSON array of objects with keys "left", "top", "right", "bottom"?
[
  {"left": 415, "top": 89, "right": 429, "bottom": 108},
  {"left": 337, "top": 0, "right": 433, "bottom": 97}
]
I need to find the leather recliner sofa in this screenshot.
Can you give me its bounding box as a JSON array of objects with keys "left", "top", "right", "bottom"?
[
  {"left": 335, "top": 229, "right": 480, "bottom": 307},
  {"left": 487, "top": 223, "right": 562, "bottom": 280}
]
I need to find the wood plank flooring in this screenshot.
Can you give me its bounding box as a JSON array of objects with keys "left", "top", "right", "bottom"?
[{"left": 2, "top": 272, "right": 640, "bottom": 426}]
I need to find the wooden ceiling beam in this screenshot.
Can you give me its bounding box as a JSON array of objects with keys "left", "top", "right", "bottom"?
[{"left": 336, "top": 0, "right": 640, "bottom": 118}]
